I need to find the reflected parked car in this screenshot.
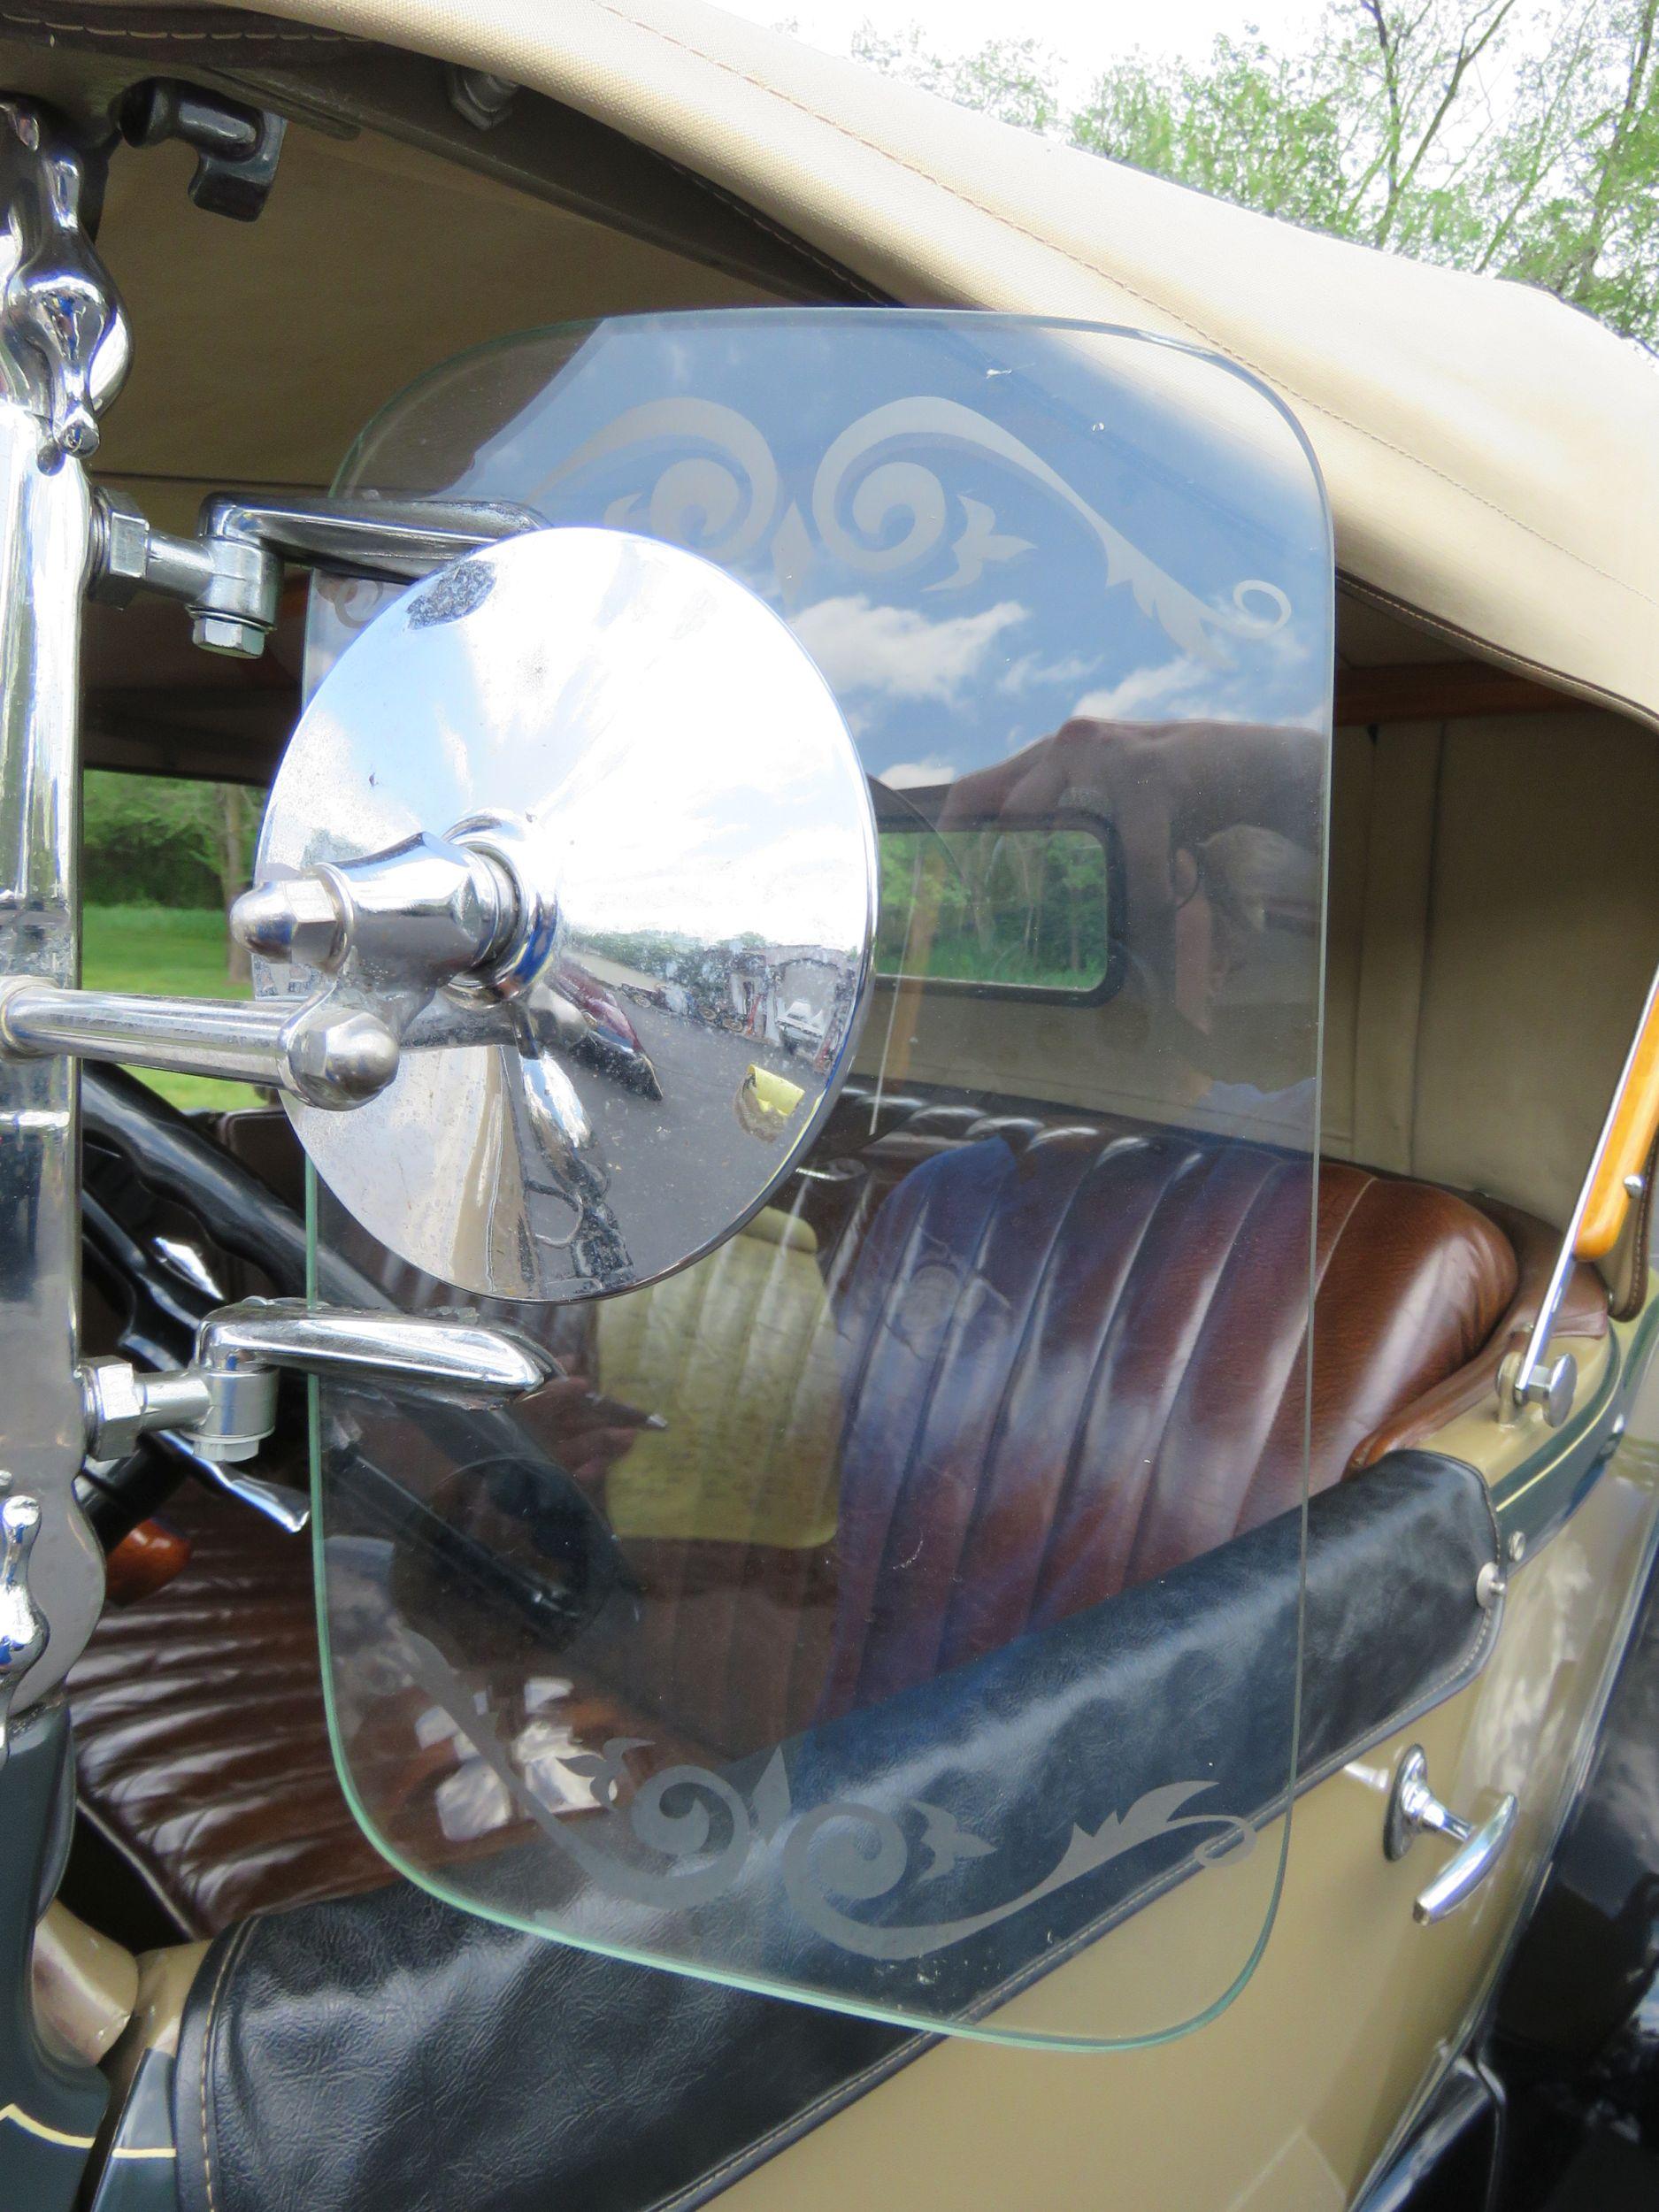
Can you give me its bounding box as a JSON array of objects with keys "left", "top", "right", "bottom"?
[
  {"left": 555, "top": 961, "right": 664, "bottom": 1101},
  {"left": 778, "top": 997, "right": 828, "bottom": 1056}
]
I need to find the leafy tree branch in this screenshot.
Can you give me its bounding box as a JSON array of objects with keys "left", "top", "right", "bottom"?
[{"left": 847, "top": 1, "right": 1659, "bottom": 347}]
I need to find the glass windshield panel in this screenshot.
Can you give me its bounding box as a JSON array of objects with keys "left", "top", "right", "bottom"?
[{"left": 296, "top": 310, "right": 1333, "bottom": 2047}]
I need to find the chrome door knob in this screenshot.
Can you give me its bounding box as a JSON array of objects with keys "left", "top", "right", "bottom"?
[{"left": 1384, "top": 1745, "right": 1517, "bottom": 1924}]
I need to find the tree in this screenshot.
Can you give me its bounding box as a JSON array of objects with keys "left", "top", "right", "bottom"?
[
  {"left": 1065, "top": 34, "right": 1350, "bottom": 235},
  {"left": 849, "top": 3, "right": 1659, "bottom": 350},
  {"left": 82, "top": 771, "right": 259, "bottom": 979},
  {"left": 1486, "top": 0, "right": 1659, "bottom": 335},
  {"left": 852, "top": 27, "right": 1062, "bottom": 134}
]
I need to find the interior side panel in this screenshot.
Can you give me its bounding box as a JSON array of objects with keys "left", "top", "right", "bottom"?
[
  {"left": 1412, "top": 712, "right": 1659, "bottom": 1223},
  {"left": 871, "top": 703, "right": 1659, "bottom": 1236}
]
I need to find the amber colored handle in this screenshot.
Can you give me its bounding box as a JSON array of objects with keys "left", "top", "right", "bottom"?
[
  {"left": 103, "top": 1517, "right": 191, "bottom": 1606},
  {"left": 1577, "top": 1005, "right": 1659, "bottom": 1260}
]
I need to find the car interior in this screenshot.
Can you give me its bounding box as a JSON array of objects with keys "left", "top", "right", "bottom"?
[{"left": 19, "top": 58, "right": 1657, "bottom": 2162}]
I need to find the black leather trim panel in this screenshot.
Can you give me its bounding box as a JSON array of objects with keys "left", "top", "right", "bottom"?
[{"left": 173, "top": 1450, "right": 1501, "bottom": 2212}]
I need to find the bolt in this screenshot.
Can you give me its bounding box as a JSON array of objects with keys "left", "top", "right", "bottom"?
[
  {"left": 448, "top": 66, "right": 518, "bottom": 128},
  {"left": 1508, "top": 1531, "right": 1528, "bottom": 1565},
  {"left": 193, "top": 612, "right": 266, "bottom": 658},
  {"left": 1476, "top": 1561, "right": 1507, "bottom": 1611},
  {"left": 88, "top": 490, "right": 152, "bottom": 605}
]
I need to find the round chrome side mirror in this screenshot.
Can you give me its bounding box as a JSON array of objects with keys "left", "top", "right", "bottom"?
[{"left": 244, "top": 527, "right": 877, "bottom": 1301}]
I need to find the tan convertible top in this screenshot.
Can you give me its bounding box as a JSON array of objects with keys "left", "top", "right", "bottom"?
[{"left": 74, "top": 0, "right": 1659, "bottom": 728}]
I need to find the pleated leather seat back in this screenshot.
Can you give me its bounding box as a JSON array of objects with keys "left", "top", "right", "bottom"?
[{"left": 816, "top": 1122, "right": 1517, "bottom": 1717}]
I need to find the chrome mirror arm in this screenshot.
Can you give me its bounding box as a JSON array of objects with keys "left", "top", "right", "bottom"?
[
  {"left": 0, "top": 976, "right": 399, "bottom": 1109},
  {"left": 88, "top": 481, "right": 539, "bottom": 657},
  {"left": 0, "top": 790, "right": 541, "bottom": 1112},
  {"left": 81, "top": 1300, "right": 552, "bottom": 1469}
]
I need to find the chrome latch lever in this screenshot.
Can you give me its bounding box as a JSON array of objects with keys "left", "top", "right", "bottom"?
[{"left": 1384, "top": 1745, "right": 1517, "bottom": 1924}]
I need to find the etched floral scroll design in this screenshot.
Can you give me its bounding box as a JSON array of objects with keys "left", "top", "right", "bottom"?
[
  {"left": 534, "top": 394, "right": 1292, "bottom": 666},
  {"left": 404, "top": 1635, "right": 1256, "bottom": 1964}
]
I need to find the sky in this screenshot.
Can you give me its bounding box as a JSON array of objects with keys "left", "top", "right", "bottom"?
[{"left": 713, "top": 0, "right": 1331, "bottom": 102}]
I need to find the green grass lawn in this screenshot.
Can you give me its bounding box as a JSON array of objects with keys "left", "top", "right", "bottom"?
[{"left": 82, "top": 905, "right": 263, "bottom": 1114}]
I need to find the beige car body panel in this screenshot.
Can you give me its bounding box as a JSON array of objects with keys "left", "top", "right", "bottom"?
[{"left": 712, "top": 1333, "right": 1659, "bottom": 2210}]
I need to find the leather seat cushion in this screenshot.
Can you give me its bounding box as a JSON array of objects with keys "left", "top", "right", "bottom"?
[{"left": 70, "top": 1481, "right": 709, "bottom": 1940}]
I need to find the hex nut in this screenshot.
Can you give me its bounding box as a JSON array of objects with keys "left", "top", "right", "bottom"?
[
  {"left": 193, "top": 612, "right": 266, "bottom": 658},
  {"left": 280, "top": 1003, "right": 401, "bottom": 1110},
  {"left": 231, "top": 876, "right": 345, "bottom": 972},
  {"left": 89, "top": 495, "right": 151, "bottom": 607},
  {"left": 81, "top": 1356, "right": 148, "bottom": 1458}
]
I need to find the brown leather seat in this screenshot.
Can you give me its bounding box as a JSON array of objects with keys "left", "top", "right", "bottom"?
[
  {"left": 71, "top": 1479, "right": 395, "bottom": 1936},
  {"left": 590, "top": 1116, "right": 1524, "bottom": 1750},
  {"left": 69, "top": 1099, "right": 1600, "bottom": 1938}
]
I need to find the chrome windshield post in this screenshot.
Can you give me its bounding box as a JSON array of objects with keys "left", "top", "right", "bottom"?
[{"left": 0, "top": 100, "right": 129, "bottom": 1715}]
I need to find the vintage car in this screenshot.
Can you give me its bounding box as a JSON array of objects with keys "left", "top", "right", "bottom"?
[{"left": 3, "top": 7, "right": 1659, "bottom": 2212}]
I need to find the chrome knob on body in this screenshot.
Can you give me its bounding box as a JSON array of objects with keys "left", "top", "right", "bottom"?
[
  {"left": 0, "top": 1494, "right": 46, "bottom": 1769},
  {"left": 1384, "top": 1745, "right": 1517, "bottom": 1924}
]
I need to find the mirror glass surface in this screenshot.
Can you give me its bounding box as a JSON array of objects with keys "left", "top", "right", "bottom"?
[
  {"left": 253, "top": 526, "right": 876, "bottom": 1301},
  {"left": 300, "top": 310, "right": 1333, "bottom": 2046}
]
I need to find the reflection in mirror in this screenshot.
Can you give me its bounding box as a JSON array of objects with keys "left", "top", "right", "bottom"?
[
  {"left": 251, "top": 527, "right": 878, "bottom": 1302},
  {"left": 299, "top": 311, "right": 1335, "bottom": 2047},
  {"left": 873, "top": 786, "right": 1121, "bottom": 1000}
]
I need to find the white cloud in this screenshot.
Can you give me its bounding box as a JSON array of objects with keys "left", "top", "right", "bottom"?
[
  {"left": 1069, "top": 657, "right": 1204, "bottom": 722},
  {"left": 880, "top": 757, "right": 959, "bottom": 790},
  {"left": 996, "top": 649, "right": 1102, "bottom": 696},
  {"left": 794, "top": 595, "right": 1026, "bottom": 703},
  {"left": 1068, "top": 647, "right": 1329, "bottom": 731}
]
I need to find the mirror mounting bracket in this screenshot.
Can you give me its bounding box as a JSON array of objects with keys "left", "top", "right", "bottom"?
[
  {"left": 88, "top": 482, "right": 540, "bottom": 657},
  {"left": 0, "top": 97, "right": 129, "bottom": 1718}
]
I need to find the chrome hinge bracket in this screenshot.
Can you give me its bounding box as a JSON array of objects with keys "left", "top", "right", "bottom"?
[{"left": 0, "top": 100, "right": 129, "bottom": 467}]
